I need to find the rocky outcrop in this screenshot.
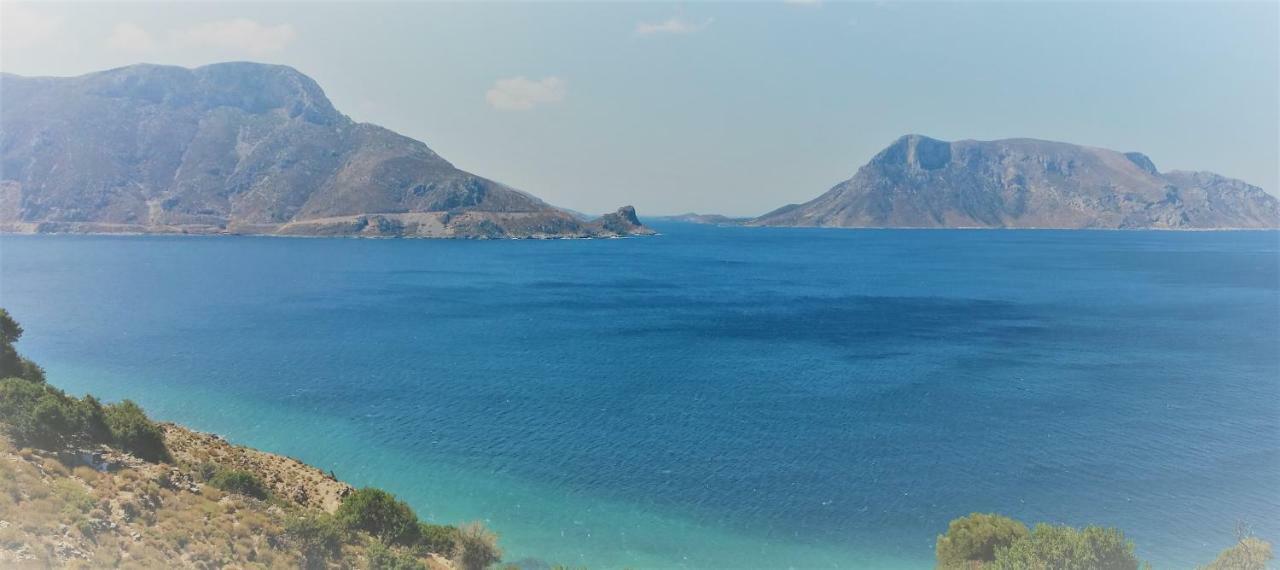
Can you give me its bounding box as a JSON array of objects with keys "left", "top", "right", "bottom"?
[
  {"left": 592, "top": 206, "right": 656, "bottom": 236},
  {"left": 751, "top": 135, "right": 1279, "bottom": 229},
  {"left": 0, "top": 62, "right": 650, "bottom": 238}
]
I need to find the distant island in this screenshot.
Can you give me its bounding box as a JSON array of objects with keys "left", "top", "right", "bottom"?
[
  {"left": 751, "top": 135, "right": 1279, "bottom": 230},
  {"left": 0, "top": 63, "right": 652, "bottom": 239},
  {"left": 649, "top": 213, "right": 749, "bottom": 225}
]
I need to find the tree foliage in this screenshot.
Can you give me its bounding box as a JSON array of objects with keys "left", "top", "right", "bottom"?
[
  {"left": 104, "top": 399, "right": 170, "bottom": 462},
  {"left": 1201, "top": 537, "right": 1273, "bottom": 570},
  {"left": 0, "top": 308, "right": 44, "bottom": 383},
  {"left": 337, "top": 488, "right": 423, "bottom": 546},
  {"left": 0, "top": 377, "right": 110, "bottom": 448},
  {"left": 987, "top": 523, "right": 1141, "bottom": 570},
  {"left": 936, "top": 513, "right": 1029, "bottom": 568}
]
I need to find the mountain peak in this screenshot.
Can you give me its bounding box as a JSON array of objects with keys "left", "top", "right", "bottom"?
[
  {"left": 76, "top": 61, "right": 342, "bottom": 125},
  {"left": 874, "top": 134, "right": 952, "bottom": 171},
  {"left": 1123, "top": 152, "right": 1159, "bottom": 175}
]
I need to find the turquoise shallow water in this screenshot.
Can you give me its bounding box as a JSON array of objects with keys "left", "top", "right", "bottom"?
[{"left": 0, "top": 224, "right": 1277, "bottom": 569}]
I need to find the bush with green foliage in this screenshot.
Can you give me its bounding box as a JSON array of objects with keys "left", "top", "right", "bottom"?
[
  {"left": 0, "top": 308, "right": 45, "bottom": 383},
  {"left": 1201, "top": 537, "right": 1273, "bottom": 570},
  {"left": 367, "top": 540, "right": 428, "bottom": 570},
  {"left": 286, "top": 512, "right": 347, "bottom": 570},
  {"left": 936, "top": 513, "right": 1029, "bottom": 569},
  {"left": 418, "top": 522, "right": 460, "bottom": 556},
  {"left": 104, "top": 399, "right": 170, "bottom": 462},
  {"left": 337, "top": 488, "right": 423, "bottom": 546},
  {"left": 208, "top": 468, "right": 269, "bottom": 500},
  {"left": 0, "top": 377, "right": 111, "bottom": 448},
  {"left": 77, "top": 394, "right": 113, "bottom": 442},
  {"left": 988, "top": 523, "right": 1141, "bottom": 570},
  {"left": 0, "top": 378, "right": 68, "bottom": 447},
  {"left": 454, "top": 521, "right": 502, "bottom": 570}
]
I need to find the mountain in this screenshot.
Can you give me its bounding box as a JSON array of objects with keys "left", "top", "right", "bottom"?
[
  {"left": 0, "top": 62, "right": 651, "bottom": 238},
  {"left": 751, "top": 135, "right": 1279, "bottom": 229}
]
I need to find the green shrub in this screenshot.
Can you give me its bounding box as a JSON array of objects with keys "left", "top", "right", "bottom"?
[
  {"left": 75, "top": 395, "right": 112, "bottom": 444},
  {"left": 453, "top": 521, "right": 502, "bottom": 570},
  {"left": 418, "top": 522, "right": 459, "bottom": 555},
  {"left": 0, "top": 309, "right": 44, "bottom": 384},
  {"left": 286, "top": 512, "right": 347, "bottom": 570},
  {"left": 367, "top": 540, "right": 427, "bottom": 570},
  {"left": 936, "top": 513, "right": 1029, "bottom": 568},
  {"left": 208, "top": 469, "right": 269, "bottom": 500},
  {"left": 105, "top": 400, "right": 169, "bottom": 462},
  {"left": 0, "top": 378, "right": 59, "bottom": 446},
  {"left": 32, "top": 393, "right": 76, "bottom": 443},
  {"left": 0, "top": 378, "right": 101, "bottom": 448},
  {"left": 336, "top": 488, "right": 422, "bottom": 546},
  {"left": 0, "top": 309, "right": 21, "bottom": 345},
  {"left": 1201, "top": 537, "right": 1273, "bottom": 570},
  {"left": 989, "top": 523, "right": 1141, "bottom": 570}
]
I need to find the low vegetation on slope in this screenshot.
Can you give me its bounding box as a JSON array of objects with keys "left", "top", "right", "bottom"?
[
  {"left": 0, "top": 308, "right": 501, "bottom": 569},
  {"left": 936, "top": 512, "right": 1273, "bottom": 570}
]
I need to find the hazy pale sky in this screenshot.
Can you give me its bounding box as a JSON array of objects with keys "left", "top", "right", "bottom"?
[{"left": 2, "top": 1, "right": 1277, "bottom": 216}]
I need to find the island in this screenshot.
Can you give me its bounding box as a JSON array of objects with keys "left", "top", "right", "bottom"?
[
  {"left": 0, "top": 63, "right": 652, "bottom": 239},
  {"left": 751, "top": 135, "right": 1278, "bottom": 230}
]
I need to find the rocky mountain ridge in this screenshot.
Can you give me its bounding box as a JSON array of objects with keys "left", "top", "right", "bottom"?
[{"left": 0, "top": 62, "right": 650, "bottom": 238}]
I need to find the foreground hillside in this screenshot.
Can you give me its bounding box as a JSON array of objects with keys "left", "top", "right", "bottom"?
[
  {"left": 752, "top": 135, "right": 1279, "bottom": 229},
  {"left": 0, "top": 309, "right": 501, "bottom": 569},
  {"left": 0, "top": 63, "right": 651, "bottom": 239},
  {"left": 0, "top": 426, "right": 460, "bottom": 568}
]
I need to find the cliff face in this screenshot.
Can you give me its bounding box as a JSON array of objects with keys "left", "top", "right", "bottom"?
[
  {"left": 0, "top": 63, "right": 649, "bottom": 238},
  {"left": 751, "top": 135, "right": 1279, "bottom": 229}
]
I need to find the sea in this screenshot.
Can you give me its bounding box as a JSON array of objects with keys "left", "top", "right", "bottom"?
[{"left": 1, "top": 223, "right": 1276, "bottom": 569}]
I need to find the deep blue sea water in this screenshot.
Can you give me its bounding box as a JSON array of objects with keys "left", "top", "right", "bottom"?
[{"left": 0, "top": 224, "right": 1276, "bottom": 569}]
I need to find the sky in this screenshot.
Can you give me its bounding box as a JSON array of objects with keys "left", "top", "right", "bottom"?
[{"left": 2, "top": 1, "right": 1277, "bottom": 216}]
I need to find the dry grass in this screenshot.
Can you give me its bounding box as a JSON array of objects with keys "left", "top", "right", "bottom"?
[{"left": 0, "top": 433, "right": 441, "bottom": 569}]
